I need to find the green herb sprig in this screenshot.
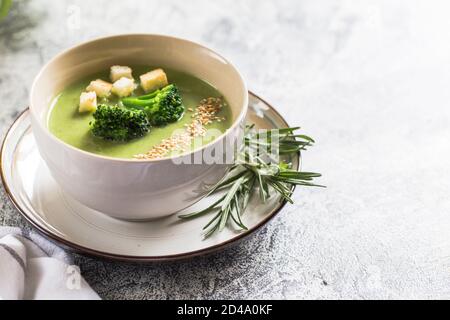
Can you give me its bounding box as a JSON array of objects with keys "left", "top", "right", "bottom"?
[
  {"left": 0, "top": 0, "right": 12, "bottom": 21},
  {"left": 179, "top": 125, "right": 323, "bottom": 238}
]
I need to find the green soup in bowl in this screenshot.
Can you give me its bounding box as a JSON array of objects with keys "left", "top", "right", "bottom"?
[{"left": 48, "top": 66, "right": 233, "bottom": 159}]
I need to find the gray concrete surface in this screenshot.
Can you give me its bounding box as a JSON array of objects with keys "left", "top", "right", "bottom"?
[{"left": 1, "top": 0, "right": 450, "bottom": 299}]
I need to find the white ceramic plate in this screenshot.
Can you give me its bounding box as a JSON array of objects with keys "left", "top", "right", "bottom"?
[{"left": 1, "top": 92, "right": 299, "bottom": 262}]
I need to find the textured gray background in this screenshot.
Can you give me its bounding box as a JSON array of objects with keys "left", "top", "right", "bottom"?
[{"left": 1, "top": 0, "right": 450, "bottom": 299}]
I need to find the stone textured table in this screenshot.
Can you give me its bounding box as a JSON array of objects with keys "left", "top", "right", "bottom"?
[{"left": 1, "top": 0, "right": 450, "bottom": 299}]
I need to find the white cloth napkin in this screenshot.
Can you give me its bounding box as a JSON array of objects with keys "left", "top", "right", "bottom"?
[{"left": 0, "top": 226, "right": 100, "bottom": 300}]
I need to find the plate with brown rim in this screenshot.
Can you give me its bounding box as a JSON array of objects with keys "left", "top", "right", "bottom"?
[{"left": 0, "top": 92, "right": 299, "bottom": 262}]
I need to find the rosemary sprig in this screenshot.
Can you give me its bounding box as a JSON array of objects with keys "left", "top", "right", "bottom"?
[
  {"left": 0, "top": 0, "right": 12, "bottom": 21},
  {"left": 179, "top": 124, "right": 323, "bottom": 238}
]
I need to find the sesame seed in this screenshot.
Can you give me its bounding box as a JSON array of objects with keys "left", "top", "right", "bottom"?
[{"left": 134, "top": 97, "right": 226, "bottom": 160}]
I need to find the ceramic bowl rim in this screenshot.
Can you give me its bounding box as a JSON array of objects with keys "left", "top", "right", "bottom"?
[{"left": 29, "top": 33, "right": 249, "bottom": 163}]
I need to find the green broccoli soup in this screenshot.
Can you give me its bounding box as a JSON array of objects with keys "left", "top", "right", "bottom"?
[{"left": 48, "top": 66, "right": 233, "bottom": 159}]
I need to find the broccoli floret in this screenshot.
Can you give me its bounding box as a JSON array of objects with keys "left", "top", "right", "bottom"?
[
  {"left": 91, "top": 104, "right": 150, "bottom": 141},
  {"left": 121, "top": 84, "right": 185, "bottom": 126}
]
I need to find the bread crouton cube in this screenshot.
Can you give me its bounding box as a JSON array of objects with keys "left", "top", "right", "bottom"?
[
  {"left": 79, "top": 91, "right": 97, "bottom": 113},
  {"left": 86, "top": 79, "right": 112, "bottom": 98},
  {"left": 140, "top": 68, "right": 168, "bottom": 93},
  {"left": 110, "top": 65, "right": 133, "bottom": 82},
  {"left": 111, "top": 77, "right": 135, "bottom": 97}
]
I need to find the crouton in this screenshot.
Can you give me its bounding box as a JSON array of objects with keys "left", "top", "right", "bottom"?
[
  {"left": 79, "top": 91, "right": 97, "bottom": 113},
  {"left": 110, "top": 65, "right": 133, "bottom": 82},
  {"left": 140, "top": 68, "right": 168, "bottom": 93},
  {"left": 86, "top": 79, "right": 112, "bottom": 98},
  {"left": 111, "top": 77, "right": 135, "bottom": 97}
]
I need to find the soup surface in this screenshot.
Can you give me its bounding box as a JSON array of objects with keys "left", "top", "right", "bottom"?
[{"left": 48, "top": 66, "right": 232, "bottom": 159}]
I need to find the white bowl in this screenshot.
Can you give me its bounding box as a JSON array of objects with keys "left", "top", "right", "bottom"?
[{"left": 29, "top": 34, "right": 248, "bottom": 220}]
